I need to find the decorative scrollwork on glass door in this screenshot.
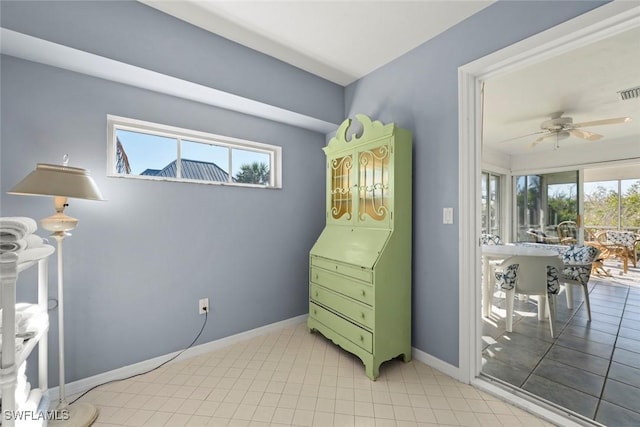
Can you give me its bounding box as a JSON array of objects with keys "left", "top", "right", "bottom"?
[
  {"left": 330, "top": 155, "right": 353, "bottom": 220},
  {"left": 359, "top": 146, "right": 389, "bottom": 221}
]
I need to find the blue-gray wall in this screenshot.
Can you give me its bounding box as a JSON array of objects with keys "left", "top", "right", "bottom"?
[
  {"left": 345, "top": 0, "right": 607, "bottom": 365},
  {"left": 1, "top": 1, "right": 340, "bottom": 385}
]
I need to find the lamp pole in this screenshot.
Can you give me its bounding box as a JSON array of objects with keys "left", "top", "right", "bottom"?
[
  {"left": 52, "top": 232, "right": 68, "bottom": 406},
  {"left": 43, "top": 205, "right": 99, "bottom": 426}
]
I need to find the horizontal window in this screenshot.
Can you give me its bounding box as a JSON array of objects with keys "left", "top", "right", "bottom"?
[{"left": 107, "top": 115, "right": 281, "bottom": 188}]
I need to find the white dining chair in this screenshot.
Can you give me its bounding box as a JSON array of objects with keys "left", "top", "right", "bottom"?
[{"left": 495, "top": 255, "right": 564, "bottom": 337}]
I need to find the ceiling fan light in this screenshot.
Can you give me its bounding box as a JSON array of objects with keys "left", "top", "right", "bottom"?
[{"left": 618, "top": 86, "right": 640, "bottom": 100}]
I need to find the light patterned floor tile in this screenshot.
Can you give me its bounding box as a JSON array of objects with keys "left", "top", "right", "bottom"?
[
  {"left": 271, "top": 407, "right": 295, "bottom": 424},
  {"left": 251, "top": 405, "right": 275, "bottom": 423},
  {"left": 412, "top": 407, "right": 437, "bottom": 424},
  {"left": 123, "top": 408, "right": 154, "bottom": 427},
  {"left": 354, "top": 416, "right": 376, "bottom": 427},
  {"left": 142, "top": 411, "right": 173, "bottom": 426},
  {"left": 185, "top": 414, "right": 211, "bottom": 426},
  {"left": 84, "top": 322, "right": 558, "bottom": 427},
  {"left": 456, "top": 410, "right": 482, "bottom": 427},
  {"left": 166, "top": 412, "right": 191, "bottom": 426},
  {"left": 292, "top": 408, "right": 315, "bottom": 426},
  {"left": 434, "top": 408, "right": 459, "bottom": 425},
  {"left": 393, "top": 405, "right": 416, "bottom": 422},
  {"left": 335, "top": 399, "right": 355, "bottom": 415},
  {"left": 373, "top": 403, "right": 395, "bottom": 419}
]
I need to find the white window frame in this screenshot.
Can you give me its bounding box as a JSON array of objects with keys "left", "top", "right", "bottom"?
[
  {"left": 107, "top": 115, "right": 282, "bottom": 188},
  {"left": 480, "top": 171, "right": 502, "bottom": 238}
]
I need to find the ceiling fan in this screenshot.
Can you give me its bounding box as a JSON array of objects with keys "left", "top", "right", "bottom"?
[{"left": 501, "top": 112, "right": 632, "bottom": 149}]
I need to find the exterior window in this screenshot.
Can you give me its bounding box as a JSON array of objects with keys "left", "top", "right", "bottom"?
[
  {"left": 621, "top": 179, "right": 640, "bottom": 230},
  {"left": 481, "top": 172, "right": 501, "bottom": 237},
  {"left": 585, "top": 178, "right": 640, "bottom": 232},
  {"left": 107, "top": 115, "right": 281, "bottom": 188}
]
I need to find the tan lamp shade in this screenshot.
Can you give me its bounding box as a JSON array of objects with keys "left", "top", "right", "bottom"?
[
  {"left": 8, "top": 163, "right": 105, "bottom": 201},
  {"left": 8, "top": 163, "right": 104, "bottom": 233}
]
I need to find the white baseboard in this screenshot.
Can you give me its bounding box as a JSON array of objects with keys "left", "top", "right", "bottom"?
[
  {"left": 48, "top": 314, "right": 308, "bottom": 405},
  {"left": 411, "top": 346, "right": 462, "bottom": 381}
]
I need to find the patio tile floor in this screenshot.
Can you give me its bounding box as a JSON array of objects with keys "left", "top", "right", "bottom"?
[{"left": 482, "top": 260, "right": 640, "bottom": 425}]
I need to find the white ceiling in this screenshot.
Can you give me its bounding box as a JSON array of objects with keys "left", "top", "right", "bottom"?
[
  {"left": 140, "top": 0, "right": 494, "bottom": 86},
  {"left": 483, "top": 26, "right": 640, "bottom": 157}
]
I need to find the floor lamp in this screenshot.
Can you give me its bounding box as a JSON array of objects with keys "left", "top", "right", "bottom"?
[{"left": 9, "top": 158, "right": 104, "bottom": 427}]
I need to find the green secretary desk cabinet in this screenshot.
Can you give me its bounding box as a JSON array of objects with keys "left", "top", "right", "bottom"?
[{"left": 308, "top": 114, "right": 412, "bottom": 380}]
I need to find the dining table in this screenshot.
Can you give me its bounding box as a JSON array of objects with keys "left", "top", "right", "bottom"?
[{"left": 481, "top": 243, "right": 567, "bottom": 318}]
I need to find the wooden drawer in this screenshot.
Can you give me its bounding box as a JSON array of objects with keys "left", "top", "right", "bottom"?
[
  {"left": 309, "top": 302, "right": 372, "bottom": 353},
  {"left": 311, "top": 267, "right": 373, "bottom": 306},
  {"left": 311, "top": 257, "right": 373, "bottom": 283},
  {"left": 310, "top": 283, "right": 373, "bottom": 329}
]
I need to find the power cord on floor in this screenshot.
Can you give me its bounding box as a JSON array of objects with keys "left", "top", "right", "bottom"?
[{"left": 69, "top": 310, "right": 208, "bottom": 405}]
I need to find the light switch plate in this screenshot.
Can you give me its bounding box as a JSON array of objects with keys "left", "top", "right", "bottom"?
[{"left": 443, "top": 207, "right": 454, "bottom": 224}]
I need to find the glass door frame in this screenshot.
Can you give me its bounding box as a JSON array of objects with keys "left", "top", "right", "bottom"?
[{"left": 511, "top": 169, "right": 584, "bottom": 245}]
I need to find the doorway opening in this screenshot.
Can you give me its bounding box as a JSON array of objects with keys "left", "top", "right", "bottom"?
[{"left": 458, "top": 3, "right": 640, "bottom": 426}]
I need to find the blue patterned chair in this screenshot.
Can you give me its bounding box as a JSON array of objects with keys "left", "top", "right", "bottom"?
[
  {"left": 481, "top": 233, "right": 503, "bottom": 245},
  {"left": 495, "top": 255, "right": 564, "bottom": 337},
  {"left": 561, "top": 245, "right": 600, "bottom": 321},
  {"left": 605, "top": 231, "right": 639, "bottom": 269}
]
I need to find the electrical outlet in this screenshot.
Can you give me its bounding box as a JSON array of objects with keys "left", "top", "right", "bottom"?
[{"left": 199, "top": 298, "right": 209, "bottom": 314}]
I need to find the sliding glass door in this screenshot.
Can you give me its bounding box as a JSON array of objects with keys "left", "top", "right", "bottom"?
[{"left": 514, "top": 171, "right": 579, "bottom": 243}]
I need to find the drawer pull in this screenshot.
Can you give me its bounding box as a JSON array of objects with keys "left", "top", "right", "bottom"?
[
  {"left": 315, "top": 273, "right": 318, "bottom": 280},
  {"left": 360, "top": 335, "right": 364, "bottom": 341},
  {"left": 313, "top": 309, "right": 317, "bottom": 315},
  {"left": 361, "top": 290, "right": 366, "bottom": 297},
  {"left": 360, "top": 312, "right": 365, "bottom": 319},
  {"left": 315, "top": 291, "right": 319, "bottom": 297}
]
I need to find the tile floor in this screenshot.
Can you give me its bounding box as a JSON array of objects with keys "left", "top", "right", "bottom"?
[
  {"left": 482, "top": 261, "right": 640, "bottom": 426},
  {"left": 83, "top": 321, "right": 555, "bottom": 427}
]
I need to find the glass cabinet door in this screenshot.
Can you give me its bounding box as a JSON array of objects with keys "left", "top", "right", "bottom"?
[
  {"left": 357, "top": 144, "right": 391, "bottom": 227},
  {"left": 328, "top": 154, "right": 354, "bottom": 223}
]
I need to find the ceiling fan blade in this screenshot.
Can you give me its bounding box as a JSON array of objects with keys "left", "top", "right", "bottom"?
[
  {"left": 569, "top": 129, "right": 602, "bottom": 141},
  {"left": 573, "top": 117, "right": 631, "bottom": 128},
  {"left": 497, "top": 130, "right": 546, "bottom": 144},
  {"left": 529, "top": 135, "right": 549, "bottom": 148}
]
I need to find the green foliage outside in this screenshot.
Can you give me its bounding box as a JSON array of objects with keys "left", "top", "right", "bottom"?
[
  {"left": 234, "top": 162, "right": 270, "bottom": 185},
  {"left": 585, "top": 181, "right": 640, "bottom": 229},
  {"left": 547, "top": 185, "right": 578, "bottom": 225},
  {"left": 515, "top": 176, "right": 578, "bottom": 227}
]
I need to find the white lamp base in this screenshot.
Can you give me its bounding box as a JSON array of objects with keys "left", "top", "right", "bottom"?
[{"left": 50, "top": 403, "right": 99, "bottom": 427}]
